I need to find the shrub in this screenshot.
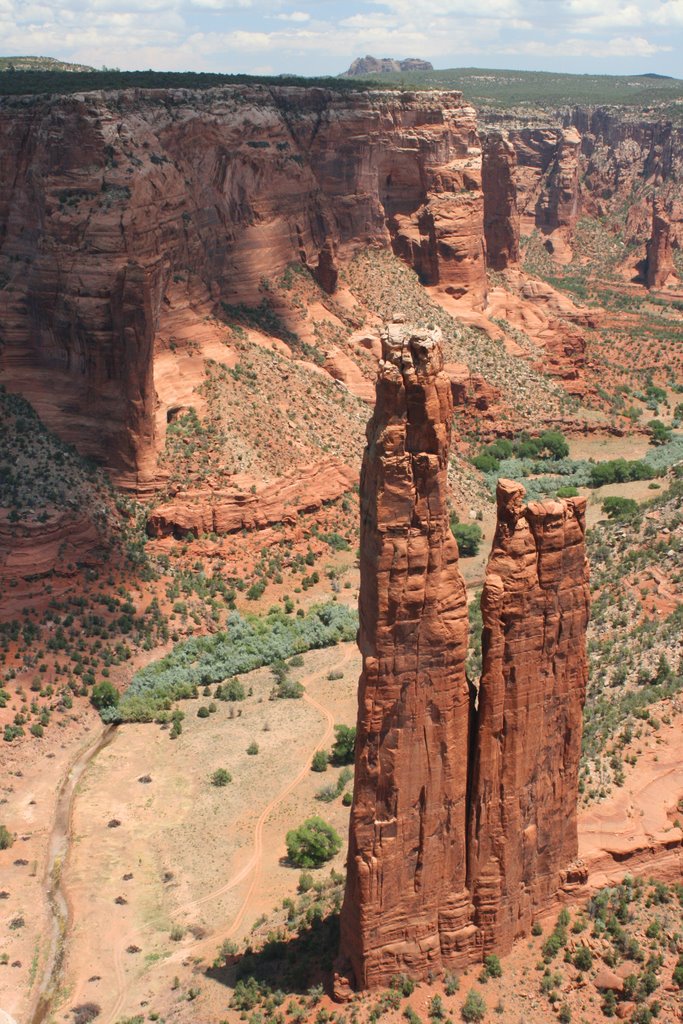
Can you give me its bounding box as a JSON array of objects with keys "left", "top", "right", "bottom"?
[
  {"left": 330, "top": 724, "right": 356, "bottom": 765},
  {"left": 556, "top": 485, "right": 579, "bottom": 498},
  {"left": 247, "top": 740, "right": 259, "bottom": 755},
  {"left": 0, "top": 825, "right": 14, "bottom": 850},
  {"left": 461, "top": 989, "right": 486, "bottom": 1022},
  {"left": 648, "top": 420, "right": 672, "bottom": 446},
  {"left": 453, "top": 522, "right": 482, "bottom": 557},
  {"left": 573, "top": 945, "right": 592, "bottom": 971},
  {"left": 311, "top": 750, "right": 329, "bottom": 772},
  {"left": 483, "top": 953, "right": 502, "bottom": 978},
  {"left": 211, "top": 768, "right": 232, "bottom": 786},
  {"left": 444, "top": 971, "right": 460, "bottom": 995},
  {"left": 297, "top": 871, "right": 314, "bottom": 892},
  {"left": 91, "top": 681, "right": 119, "bottom": 710},
  {"left": 197, "top": 706, "right": 210, "bottom": 718},
  {"left": 472, "top": 453, "right": 499, "bottom": 473},
  {"left": 602, "top": 496, "right": 638, "bottom": 521},
  {"left": 428, "top": 995, "right": 445, "bottom": 1020},
  {"left": 390, "top": 973, "right": 415, "bottom": 997},
  {"left": 342, "top": 791, "right": 353, "bottom": 806},
  {"left": 285, "top": 817, "right": 342, "bottom": 867},
  {"left": 274, "top": 677, "right": 304, "bottom": 699},
  {"left": 220, "top": 678, "right": 245, "bottom": 701},
  {"left": 71, "top": 1005, "right": 101, "bottom": 1024},
  {"left": 558, "top": 1005, "right": 571, "bottom": 1024}
]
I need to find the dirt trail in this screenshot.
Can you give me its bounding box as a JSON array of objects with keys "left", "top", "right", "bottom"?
[{"left": 103, "top": 647, "right": 355, "bottom": 1024}]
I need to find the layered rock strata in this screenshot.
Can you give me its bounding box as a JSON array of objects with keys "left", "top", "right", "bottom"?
[
  {"left": 337, "top": 323, "right": 474, "bottom": 993},
  {"left": 467, "top": 479, "right": 590, "bottom": 954},
  {"left": 535, "top": 126, "right": 582, "bottom": 239},
  {"left": 339, "top": 341, "right": 590, "bottom": 993},
  {"left": 481, "top": 132, "right": 520, "bottom": 269},
  {"left": 0, "top": 86, "right": 485, "bottom": 487},
  {"left": 146, "top": 457, "right": 356, "bottom": 538},
  {"left": 646, "top": 196, "right": 675, "bottom": 289}
]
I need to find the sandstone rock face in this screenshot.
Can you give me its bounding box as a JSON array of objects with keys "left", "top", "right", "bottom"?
[
  {"left": 535, "top": 127, "right": 582, "bottom": 235},
  {"left": 481, "top": 132, "right": 519, "bottom": 269},
  {"left": 337, "top": 324, "right": 473, "bottom": 992},
  {"left": 0, "top": 86, "right": 485, "bottom": 488},
  {"left": 146, "top": 457, "right": 356, "bottom": 538},
  {"left": 467, "top": 479, "right": 590, "bottom": 954},
  {"left": 338, "top": 345, "right": 591, "bottom": 994},
  {"left": 0, "top": 509, "right": 105, "bottom": 618},
  {"left": 646, "top": 196, "right": 675, "bottom": 289}
]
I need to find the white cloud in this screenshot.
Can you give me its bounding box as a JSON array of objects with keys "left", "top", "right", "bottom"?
[
  {"left": 505, "top": 33, "right": 671, "bottom": 57},
  {"left": 275, "top": 10, "right": 310, "bottom": 21},
  {"left": 0, "top": 0, "right": 680, "bottom": 75}
]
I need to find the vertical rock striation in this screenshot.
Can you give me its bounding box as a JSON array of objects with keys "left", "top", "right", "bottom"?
[
  {"left": 0, "top": 86, "right": 486, "bottom": 486},
  {"left": 467, "top": 479, "right": 590, "bottom": 954},
  {"left": 535, "top": 127, "right": 582, "bottom": 235},
  {"left": 646, "top": 195, "right": 675, "bottom": 289},
  {"left": 337, "top": 323, "right": 474, "bottom": 994},
  {"left": 339, "top": 352, "right": 591, "bottom": 994},
  {"left": 482, "top": 132, "right": 520, "bottom": 270}
]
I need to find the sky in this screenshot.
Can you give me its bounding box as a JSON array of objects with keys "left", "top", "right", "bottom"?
[{"left": 2, "top": 0, "right": 683, "bottom": 78}]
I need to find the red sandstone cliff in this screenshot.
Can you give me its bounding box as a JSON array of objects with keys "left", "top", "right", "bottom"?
[
  {"left": 468, "top": 479, "right": 590, "bottom": 954},
  {"left": 646, "top": 195, "right": 676, "bottom": 289},
  {"left": 481, "top": 132, "right": 519, "bottom": 270},
  {"left": 338, "top": 353, "right": 591, "bottom": 992},
  {"left": 535, "top": 126, "right": 581, "bottom": 253},
  {"left": 0, "top": 87, "right": 485, "bottom": 488},
  {"left": 146, "top": 458, "right": 356, "bottom": 538},
  {"left": 337, "top": 323, "right": 474, "bottom": 993}
]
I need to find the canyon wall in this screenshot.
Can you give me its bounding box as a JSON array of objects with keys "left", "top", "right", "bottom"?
[
  {"left": 646, "top": 195, "right": 676, "bottom": 289},
  {"left": 0, "top": 86, "right": 485, "bottom": 488},
  {"left": 339, "top": 331, "right": 590, "bottom": 993},
  {"left": 467, "top": 479, "right": 590, "bottom": 955},
  {"left": 484, "top": 105, "right": 683, "bottom": 255},
  {"left": 336, "top": 323, "right": 474, "bottom": 993},
  {"left": 481, "top": 132, "right": 519, "bottom": 270}
]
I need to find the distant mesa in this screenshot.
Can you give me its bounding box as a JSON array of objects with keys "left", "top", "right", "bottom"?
[
  {"left": 0, "top": 55, "right": 95, "bottom": 72},
  {"left": 340, "top": 55, "right": 433, "bottom": 77}
]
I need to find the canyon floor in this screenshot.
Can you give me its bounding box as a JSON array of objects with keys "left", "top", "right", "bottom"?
[{"left": 1, "top": 631, "right": 681, "bottom": 1024}]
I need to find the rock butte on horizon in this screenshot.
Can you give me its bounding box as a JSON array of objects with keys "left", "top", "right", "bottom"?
[{"left": 336, "top": 323, "right": 590, "bottom": 993}]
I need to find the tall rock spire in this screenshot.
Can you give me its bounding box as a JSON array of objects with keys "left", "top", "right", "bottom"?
[
  {"left": 467, "top": 479, "right": 590, "bottom": 953},
  {"left": 336, "top": 323, "right": 474, "bottom": 993},
  {"left": 337, "top": 354, "right": 590, "bottom": 995}
]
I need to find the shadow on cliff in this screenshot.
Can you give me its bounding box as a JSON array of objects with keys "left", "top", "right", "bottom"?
[{"left": 205, "top": 911, "right": 340, "bottom": 995}]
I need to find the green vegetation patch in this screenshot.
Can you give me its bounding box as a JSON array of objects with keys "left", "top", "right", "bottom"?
[{"left": 103, "top": 602, "right": 357, "bottom": 722}]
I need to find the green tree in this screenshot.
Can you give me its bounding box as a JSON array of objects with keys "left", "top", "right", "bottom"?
[
  {"left": 330, "top": 724, "right": 356, "bottom": 765},
  {"left": 647, "top": 419, "right": 671, "bottom": 446},
  {"left": 285, "top": 817, "right": 342, "bottom": 867},
  {"left": 453, "top": 523, "right": 482, "bottom": 557},
  {"left": 602, "top": 496, "right": 638, "bottom": 521},
  {"left": 91, "top": 681, "right": 119, "bottom": 710},
  {"left": 0, "top": 824, "right": 14, "bottom": 850}
]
